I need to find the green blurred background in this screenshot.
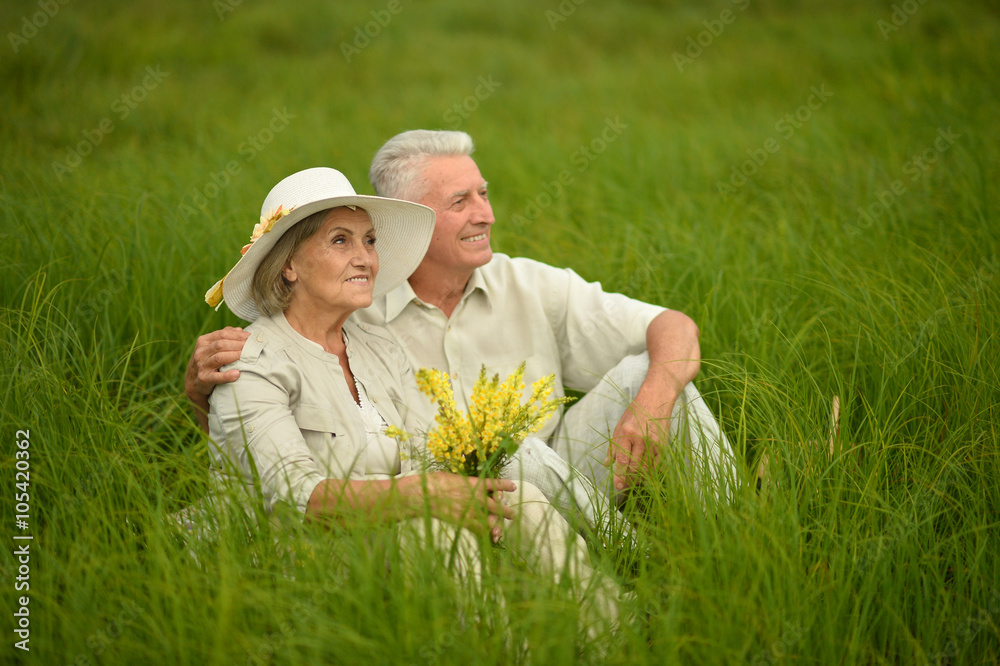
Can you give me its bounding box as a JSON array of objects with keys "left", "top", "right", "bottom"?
[{"left": 2, "top": 0, "right": 998, "bottom": 664}]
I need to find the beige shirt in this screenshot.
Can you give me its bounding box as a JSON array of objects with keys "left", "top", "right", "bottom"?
[
  {"left": 354, "top": 253, "right": 665, "bottom": 438},
  {"left": 208, "top": 312, "right": 425, "bottom": 515}
]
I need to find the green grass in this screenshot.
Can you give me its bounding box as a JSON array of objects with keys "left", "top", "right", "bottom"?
[{"left": 2, "top": 0, "right": 999, "bottom": 663}]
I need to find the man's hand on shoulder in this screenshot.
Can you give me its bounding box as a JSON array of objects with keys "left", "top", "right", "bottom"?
[{"left": 185, "top": 327, "right": 250, "bottom": 432}]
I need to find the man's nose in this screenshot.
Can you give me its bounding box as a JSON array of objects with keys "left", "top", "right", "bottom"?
[{"left": 472, "top": 194, "right": 495, "bottom": 225}]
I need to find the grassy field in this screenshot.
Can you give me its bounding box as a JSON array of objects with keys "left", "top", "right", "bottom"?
[{"left": 2, "top": 0, "right": 999, "bottom": 663}]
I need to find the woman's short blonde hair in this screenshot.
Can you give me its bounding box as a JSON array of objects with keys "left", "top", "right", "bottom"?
[{"left": 250, "top": 208, "right": 330, "bottom": 316}]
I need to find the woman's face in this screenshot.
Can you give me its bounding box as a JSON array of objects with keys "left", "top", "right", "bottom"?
[{"left": 282, "top": 207, "right": 378, "bottom": 317}]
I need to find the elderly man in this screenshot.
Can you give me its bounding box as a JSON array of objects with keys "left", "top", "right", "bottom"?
[{"left": 187, "top": 130, "right": 736, "bottom": 525}]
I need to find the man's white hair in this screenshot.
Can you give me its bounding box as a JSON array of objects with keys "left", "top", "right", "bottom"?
[{"left": 369, "top": 130, "right": 475, "bottom": 202}]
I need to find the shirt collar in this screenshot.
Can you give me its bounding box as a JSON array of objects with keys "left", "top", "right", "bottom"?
[
  {"left": 462, "top": 268, "right": 493, "bottom": 312},
  {"left": 383, "top": 280, "right": 420, "bottom": 323},
  {"left": 466, "top": 267, "right": 490, "bottom": 303},
  {"left": 382, "top": 270, "right": 492, "bottom": 322},
  {"left": 270, "top": 311, "right": 344, "bottom": 364}
]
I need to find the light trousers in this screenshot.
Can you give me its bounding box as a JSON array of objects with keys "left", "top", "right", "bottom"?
[
  {"left": 504, "top": 353, "right": 737, "bottom": 527},
  {"left": 396, "top": 481, "right": 620, "bottom": 633}
]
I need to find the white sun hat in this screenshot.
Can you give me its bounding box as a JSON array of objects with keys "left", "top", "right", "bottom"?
[{"left": 205, "top": 167, "right": 435, "bottom": 322}]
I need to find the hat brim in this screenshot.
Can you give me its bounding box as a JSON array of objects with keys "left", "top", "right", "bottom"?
[{"left": 222, "top": 193, "right": 434, "bottom": 322}]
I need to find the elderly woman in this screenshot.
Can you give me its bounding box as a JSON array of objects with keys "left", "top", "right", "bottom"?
[
  {"left": 205, "top": 167, "right": 513, "bottom": 535},
  {"left": 203, "top": 168, "right": 620, "bottom": 626}
]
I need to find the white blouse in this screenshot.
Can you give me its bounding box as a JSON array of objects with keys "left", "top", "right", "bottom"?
[
  {"left": 300, "top": 329, "right": 400, "bottom": 479},
  {"left": 352, "top": 375, "right": 400, "bottom": 478}
]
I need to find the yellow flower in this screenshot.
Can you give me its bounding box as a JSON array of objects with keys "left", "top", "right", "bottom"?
[
  {"left": 385, "top": 426, "right": 410, "bottom": 441},
  {"left": 253, "top": 205, "right": 293, "bottom": 242},
  {"left": 204, "top": 277, "right": 225, "bottom": 309},
  {"left": 385, "top": 362, "right": 575, "bottom": 478}
]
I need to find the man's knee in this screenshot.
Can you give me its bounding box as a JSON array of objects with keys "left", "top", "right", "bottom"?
[
  {"left": 600, "top": 352, "right": 650, "bottom": 400},
  {"left": 508, "top": 480, "right": 546, "bottom": 506}
]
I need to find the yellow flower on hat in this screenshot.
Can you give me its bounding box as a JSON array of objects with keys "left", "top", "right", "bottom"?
[
  {"left": 205, "top": 204, "right": 296, "bottom": 309},
  {"left": 205, "top": 278, "right": 225, "bottom": 308},
  {"left": 242, "top": 204, "right": 294, "bottom": 255}
]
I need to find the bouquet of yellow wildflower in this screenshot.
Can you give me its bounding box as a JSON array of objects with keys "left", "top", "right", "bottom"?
[{"left": 386, "top": 362, "right": 574, "bottom": 478}]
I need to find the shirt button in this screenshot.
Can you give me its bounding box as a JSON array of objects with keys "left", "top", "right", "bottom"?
[
  {"left": 372, "top": 397, "right": 378, "bottom": 403},
  {"left": 256, "top": 335, "right": 264, "bottom": 342}
]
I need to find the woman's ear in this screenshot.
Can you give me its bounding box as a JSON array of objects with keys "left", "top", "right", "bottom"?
[{"left": 282, "top": 259, "right": 297, "bottom": 284}]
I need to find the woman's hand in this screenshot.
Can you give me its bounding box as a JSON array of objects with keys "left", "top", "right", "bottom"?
[
  {"left": 307, "top": 473, "right": 515, "bottom": 542},
  {"left": 407, "top": 472, "right": 516, "bottom": 543}
]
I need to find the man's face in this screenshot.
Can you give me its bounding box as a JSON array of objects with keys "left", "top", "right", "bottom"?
[{"left": 415, "top": 155, "right": 494, "bottom": 275}]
